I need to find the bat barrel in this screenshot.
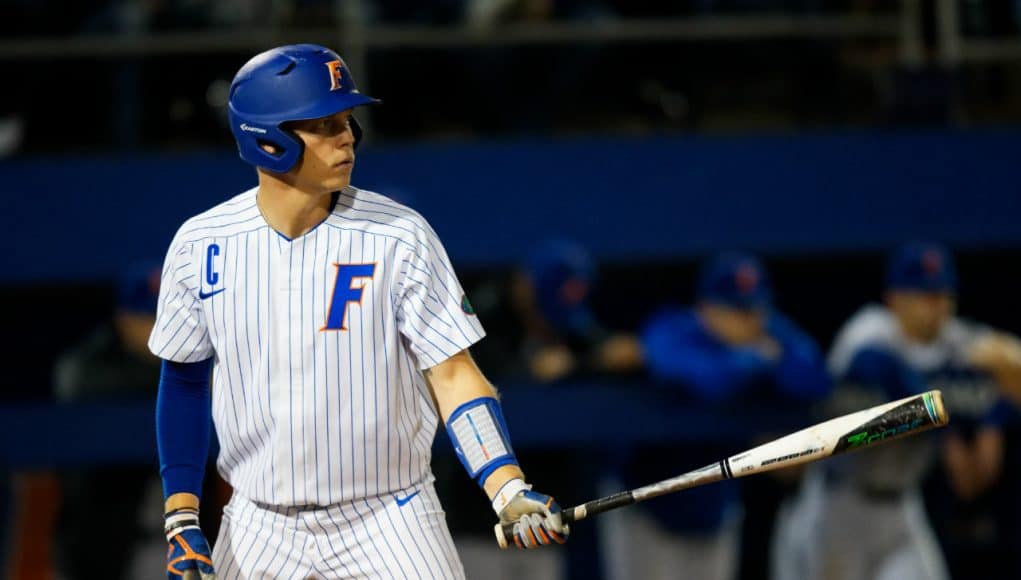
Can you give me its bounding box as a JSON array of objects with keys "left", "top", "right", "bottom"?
[
  {"left": 928, "top": 390, "right": 949, "bottom": 426},
  {"left": 828, "top": 389, "right": 948, "bottom": 457},
  {"left": 493, "top": 390, "right": 949, "bottom": 550}
]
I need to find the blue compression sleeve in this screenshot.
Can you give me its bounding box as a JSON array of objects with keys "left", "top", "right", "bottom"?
[{"left": 156, "top": 358, "right": 213, "bottom": 500}]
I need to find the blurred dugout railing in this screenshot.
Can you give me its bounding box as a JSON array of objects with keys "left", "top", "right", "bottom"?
[
  {"left": 0, "top": 8, "right": 910, "bottom": 120},
  {"left": 0, "top": 15, "right": 905, "bottom": 58},
  {"left": 0, "top": 382, "right": 809, "bottom": 468},
  {"left": 2, "top": 1, "right": 1018, "bottom": 65},
  {"left": 4, "top": 0, "right": 1021, "bottom": 149},
  {"left": 937, "top": 0, "right": 1021, "bottom": 63}
]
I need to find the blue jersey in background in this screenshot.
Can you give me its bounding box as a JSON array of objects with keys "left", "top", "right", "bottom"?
[{"left": 616, "top": 307, "right": 830, "bottom": 535}]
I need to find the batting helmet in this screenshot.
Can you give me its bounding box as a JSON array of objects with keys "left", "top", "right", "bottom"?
[
  {"left": 227, "top": 44, "right": 380, "bottom": 173},
  {"left": 525, "top": 239, "right": 598, "bottom": 337},
  {"left": 696, "top": 252, "right": 772, "bottom": 309},
  {"left": 886, "top": 241, "right": 957, "bottom": 293}
]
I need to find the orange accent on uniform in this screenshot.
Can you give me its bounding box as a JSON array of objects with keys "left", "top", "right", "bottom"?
[
  {"left": 320, "top": 262, "right": 377, "bottom": 332},
  {"left": 168, "top": 535, "right": 214, "bottom": 572},
  {"left": 536, "top": 527, "right": 550, "bottom": 544},
  {"left": 8, "top": 472, "right": 60, "bottom": 580},
  {"left": 527, "top": 527, "right": 538, "bottom": 546},
  {"left": 326, "top": 60, "right": 345, "bottom": 91}
]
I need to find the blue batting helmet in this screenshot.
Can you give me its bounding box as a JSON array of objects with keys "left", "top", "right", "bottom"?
[
  {"left": 697, "top": 252, "right": 772, "bottom": 309},
  {"left": 525, "top": 240, "right": 598, "bottom": 336},
  {"left": 886, "top": 241, "right": 957, "bottom": 293},
  {"left": 227, "top": 44, "right": 380, "bottom": 173}
]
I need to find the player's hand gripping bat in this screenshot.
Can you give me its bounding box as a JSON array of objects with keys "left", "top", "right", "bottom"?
[{"left": 496, "top": 390, "right": 949, "bottom": 548}]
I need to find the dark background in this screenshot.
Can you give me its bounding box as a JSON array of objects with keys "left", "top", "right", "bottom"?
[{"left": 2, "top": 1, "right": 1021, "bottom": 579}]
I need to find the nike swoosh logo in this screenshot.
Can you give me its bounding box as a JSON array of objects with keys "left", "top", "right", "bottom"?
[
  {"left": 198, "top": 288, "right": 226, "bottom": 300},
  {"left": 395, "top": 490, "right": 421, "bottom": 507}
]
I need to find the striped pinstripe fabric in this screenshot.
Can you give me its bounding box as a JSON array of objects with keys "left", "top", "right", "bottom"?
[
  {"left": 149, "top": 185, "right": 485, "bottom": 508},
  {"left": 213, "top": 482, "right": 464, "bottom": 579}
]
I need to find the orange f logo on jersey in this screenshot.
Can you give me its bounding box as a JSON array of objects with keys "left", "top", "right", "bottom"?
[{"left": 326, "top": 60, "right": 345, "bottom": 91}]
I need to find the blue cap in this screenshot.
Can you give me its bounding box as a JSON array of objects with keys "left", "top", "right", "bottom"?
[
  {"left": 117, "top": 262, "right": 162, "bottom": 315},
  {"left": 697, "top": 252, "right": 772, "bottom": 309},
  {"left": 525, "top": 240, "right": 597, "bottom": 335},
  {"left": 886, "top": 242, "right": 957, "bottom": 292}
]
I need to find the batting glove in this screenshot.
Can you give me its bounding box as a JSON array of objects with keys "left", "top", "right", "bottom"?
[
  {"left": 493, "top": 478, "right": 569, "bottom": 549},
  {"left": 165, "top": 508, "right": 216, "bottom": 579}
]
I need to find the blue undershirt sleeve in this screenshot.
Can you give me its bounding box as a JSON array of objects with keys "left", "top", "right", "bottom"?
[
  {"left": 156, "top": 357, "right": 214, "bottom": 500},
  {"left": 843, "top": 346, "right": 925, "bottom": 400},
  {"left": 769, "top": 316, "right": 833, "bottom": 402},
  {"left": 642, "top": 315, "right": 769, "bottom": 401},
  {"left": 982, "top": 399, "right": 1017, "bottom": 429}
]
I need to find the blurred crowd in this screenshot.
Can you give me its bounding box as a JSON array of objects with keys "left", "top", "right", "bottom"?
[
  {"left": 433, "top": 239, "right": 1021, "bottom": 580},
  {"left": 10, "top": 0, "right": 1021, "bottom": 32},
  {"left": 0, "top": 0, "right": 894, "bottom": 34},
  {"left": 4, "top": 239, "right": 1021, "bottom": 579},
  {"left": 2, "top": 3, "right": 1021, "bottom": 579},
  {"left": 5, "top": 0, "right": 1021, "bottom": 155}
]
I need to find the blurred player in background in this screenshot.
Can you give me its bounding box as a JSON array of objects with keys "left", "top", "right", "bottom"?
[
  {"left": 605, "top": 252, "right": 831, "bottom": 580},
  {"left": 773, "top": 241, "right": 1021, "bottom": 580},
  {"left": 438, "top": 239, "right": 641, "bottom": 580},
  {"left": 470, "top": 239, "right": 642, "bottom": 383},
  {"left": 153, "top": 44, "right": 568, "bottom": 579},
  {"left": 52, "top": 263, "right": 165, "bottom": 579}
]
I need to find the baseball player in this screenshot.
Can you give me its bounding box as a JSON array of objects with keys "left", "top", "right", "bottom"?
[
  {"left": 772, "top": 242, "right": 1021, "bottom": 580},
  {"left": 606, "top": 252, "right": 831, "bottom": 580},
  {"left": 53, "top": 263, "right": 164, "bottom": 580},
  {"left": 152, "top": 44, "right": 568, "bottom": 579}
]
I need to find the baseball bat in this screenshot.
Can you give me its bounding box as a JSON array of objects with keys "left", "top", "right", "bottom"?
[{"left": 496, "top": 389, "right": 948, "bottom": 549}]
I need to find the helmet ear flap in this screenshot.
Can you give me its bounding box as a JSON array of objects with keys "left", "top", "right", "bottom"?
[
  {"left": 247, "top": 125, "right": 304, "bottom": 173},
  {"left": 351, "top": 116, "right": 364, "bottom": 149},
  {"left": 256, "top": 139, "right": 284, "bottom": 156}
]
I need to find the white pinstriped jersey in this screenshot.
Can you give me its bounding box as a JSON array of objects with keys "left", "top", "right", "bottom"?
[
  {"left": 149, "top": 185, "right": 485, "bottom": 507},
  {"left": 825, "top": 305, "right": 995, "bottom": 491}
]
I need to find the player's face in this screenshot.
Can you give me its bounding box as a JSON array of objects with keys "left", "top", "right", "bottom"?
[
  {"left": 285, "top": 110, "right": 357, "bottom": 193},
  {"left": 886, "top": 291, "right": 955, "bottom": 343},
  {"left": 698, "top": 303, "right": 766, "bottom": 346}
]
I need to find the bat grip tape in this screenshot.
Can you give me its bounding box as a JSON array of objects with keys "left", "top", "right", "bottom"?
[{"left": 496, "top": 491, "right": 634, "bottom": 548}]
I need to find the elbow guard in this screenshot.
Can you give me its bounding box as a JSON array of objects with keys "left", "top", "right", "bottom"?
[{"left": 445, "top": 396, "right": 519, "bottom": 487}]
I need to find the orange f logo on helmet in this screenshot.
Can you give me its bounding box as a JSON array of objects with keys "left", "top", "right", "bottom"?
[{"left": 326, "top": 60, "right": 345, "bottom": 91}]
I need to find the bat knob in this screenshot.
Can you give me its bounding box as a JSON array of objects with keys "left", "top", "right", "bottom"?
[{"left": 494, "top": 521, "right": 514, "bottom": 549}]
